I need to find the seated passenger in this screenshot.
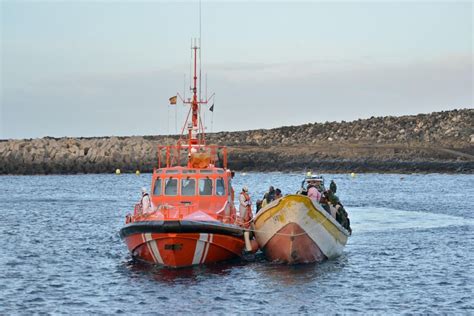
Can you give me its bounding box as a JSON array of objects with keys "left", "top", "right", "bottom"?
[
  {"left": 275, "top": 188, "right": 282, "bottom": 200},
  {"left": 307, "top": 180, "right": 321, "bottom": 203},
  {"left": 319, "top": 191, "right": 331, "bottom": 214}
]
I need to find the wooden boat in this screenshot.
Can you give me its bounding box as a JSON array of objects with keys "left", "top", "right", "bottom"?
[
  {"left": 253, "top": 194, "right": 350, "bottom": 264},
  {"left": 120, "top": 41, "right": 246, "bottom": 268}
]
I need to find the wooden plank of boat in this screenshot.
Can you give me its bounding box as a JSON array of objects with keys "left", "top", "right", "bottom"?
[{"left": 253, "top": 194, "right": 350, "bottom": 264}]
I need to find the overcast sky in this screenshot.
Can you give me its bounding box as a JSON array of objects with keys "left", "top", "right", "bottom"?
[{"left": 1, "top": 1, "right": 472, "bottom": 139}]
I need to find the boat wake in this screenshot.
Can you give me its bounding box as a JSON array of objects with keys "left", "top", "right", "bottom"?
[{"left": 348, "top": 207, "right": 474, "bottom": 233}]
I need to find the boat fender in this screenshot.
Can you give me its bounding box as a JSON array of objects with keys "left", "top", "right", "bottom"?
[
  {"left": 244, "top": 231, "right": 259, "bottom": 253},
  {"left": 244, "top": 231, "right": 252, "bottom": 252}
]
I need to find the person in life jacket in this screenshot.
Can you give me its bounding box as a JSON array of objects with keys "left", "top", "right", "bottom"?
[
  {"left": 239, "top": 186, "right": 253, "bottom": 228},
  {"left": 140, "top": 187, "right": 152, "bottom": 213}
]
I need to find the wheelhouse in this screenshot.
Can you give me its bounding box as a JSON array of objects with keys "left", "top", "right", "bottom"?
[{"left": 150, "top": 166, "right": 234, "bottom": 219}]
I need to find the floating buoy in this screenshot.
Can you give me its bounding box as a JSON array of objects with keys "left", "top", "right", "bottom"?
[
  {"left": 135, "top": 170, "right": 140, "bottom": 176},
  {"left": 350, "top": 172, "right": 356, "bottom": 178},
  {"left": 242, "top": 172, "right": 247, "bottom": 176},
  {"left": 115, "top": 168, "right": 121, "bottom": 175}
]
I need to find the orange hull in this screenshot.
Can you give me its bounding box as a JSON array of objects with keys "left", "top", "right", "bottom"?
[
  {"left": 263, "top": 223, "right": 327, "bottom": 264},
  {"left": 121, "top": 220, "right": 245, "bottom": 268}
]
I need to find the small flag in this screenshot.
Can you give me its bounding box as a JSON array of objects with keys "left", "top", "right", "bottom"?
[
  {"left": 169, "top": 96, "right": 177, "bottom": 105},
  {"left": 209, "top": 103, "right": 214, "bottom": 112}
]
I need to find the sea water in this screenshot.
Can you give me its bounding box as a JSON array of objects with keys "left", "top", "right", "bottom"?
[{"left": 0, "top": 173, "right": 472, "bottom": 314}]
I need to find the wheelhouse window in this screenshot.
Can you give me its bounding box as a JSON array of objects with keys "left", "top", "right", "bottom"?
[
  {"left": 199, "top": 178, "right": 213, "bottom": 196},
  {"left": 153, "top": 179, "right": 162, "bottom": 196},
  {"left": 183, "top": 169, "right": 197, "bottom": 174},
  {"left": 216, "top": 178, "right": 225, "bottom": 196},
  {"left": 181, "top": 178, "right": 196, "bottom": 196},
  {"left": 165, "top": 178, "right": 178, "bottom": 196}
]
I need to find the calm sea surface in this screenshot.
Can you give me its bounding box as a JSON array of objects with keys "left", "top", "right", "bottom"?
[{"left": 0, "top": 173, "right": 473, "bottom": 314}]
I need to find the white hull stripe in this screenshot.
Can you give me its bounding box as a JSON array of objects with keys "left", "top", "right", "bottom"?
[
  {"left": 192, "top": 233, "right": 209, "bottom": 265},
  {"left": 144, "top": 233, "right": 163, "bottom": 264},
  {"left": 201, "top": 234, "right": 213, "bottom": 264}
]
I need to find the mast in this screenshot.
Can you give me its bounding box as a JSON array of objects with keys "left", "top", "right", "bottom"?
[
  {"left": 177, "top": 39, "right": 214, "bottom": 147},
  {"left": 190, "top": 41, "right": 200, "bottom": 145}
]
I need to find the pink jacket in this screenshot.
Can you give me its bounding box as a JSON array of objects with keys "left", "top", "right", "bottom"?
[{"left": 308, "top": 187, "right": 321, "bottom": 203}]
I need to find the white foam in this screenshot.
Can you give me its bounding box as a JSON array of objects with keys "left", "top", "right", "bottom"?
[{"left": 348, "top": 207, "right": 474, "bottom": 233}]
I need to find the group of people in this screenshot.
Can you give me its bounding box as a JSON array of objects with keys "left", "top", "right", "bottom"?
[
  {"left": 255, "top": 186, "right": 283, "bottom": 213},
  {"left": 137, "top": 174, "right": 351, "bottom": 234},
  {"left": 300, "top": 175, "right": 351, "bottom": 234},
  {"left": 238, "top": 185, "right": 284, "bottom": 226}
]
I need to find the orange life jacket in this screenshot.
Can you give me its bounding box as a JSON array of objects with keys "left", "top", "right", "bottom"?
[{"left": 242, "top": 192, "right": 253, "bottom": 224}]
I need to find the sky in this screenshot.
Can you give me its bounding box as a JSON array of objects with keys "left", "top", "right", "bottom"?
[{"left": 1, "top": 1, "right": 472, "bottom": 139}]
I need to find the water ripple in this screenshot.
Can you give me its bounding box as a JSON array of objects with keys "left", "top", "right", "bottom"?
[{"left": 0, "top": 173, "right": 473, "bottom": 314}]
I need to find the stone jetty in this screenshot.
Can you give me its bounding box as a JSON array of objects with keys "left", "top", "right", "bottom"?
[{"left": 1, "top": 109, "right": 472, "bottom": 174}]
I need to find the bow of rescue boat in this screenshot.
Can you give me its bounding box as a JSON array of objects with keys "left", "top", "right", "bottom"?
[{"left": 121, "top": 219, "right": 245, "bottom": 267}]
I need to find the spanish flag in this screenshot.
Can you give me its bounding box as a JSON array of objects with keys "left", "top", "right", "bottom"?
[{"left": 169, "top": 96, "right": 177, "bottom": 105}]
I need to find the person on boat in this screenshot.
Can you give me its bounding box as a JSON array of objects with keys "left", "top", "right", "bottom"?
[
  {"left": 307, "top": 179, "right": 321, "bottom": 203},
  {"left": 140, "top": 187, "right": 152, "bottom": 213},
  {"left": 275, "top": 188, "right": 282, "bottom": 200},
  {"left": 319, "top": 191, "right": 331, "bottom": 214},
  {"left": 326, "top": 189, "right": 352, "bottom": 234},
  {"left": 329, "top": 180, "right": 337, "bottom": 193},
  {"left": 255, "top": 199, "right": 263, "bottom": 213},
  {"left": 239, "top": 186, "right": 252, "bottom": 228},
  {"left": 261, "top": 186, "right": 276, "bottom": 208}
]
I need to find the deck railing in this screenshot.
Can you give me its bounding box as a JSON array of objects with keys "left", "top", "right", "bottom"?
[{"left": 157, "top": 144, "right": 227, "bottom": 169}]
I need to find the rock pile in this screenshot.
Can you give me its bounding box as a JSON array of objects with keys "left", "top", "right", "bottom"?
[
  {"left": 0, "top": 109, "right": 472, "bottom": 174},
  {"left": 205, "top": 108, "right": 473, "bottom": 147}
]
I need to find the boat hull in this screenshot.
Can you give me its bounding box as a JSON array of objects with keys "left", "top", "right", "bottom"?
[
  {"left": 253, "top": 195, "right": 349, "bottom": 264},
  {"left": 120, "top": 220, "right": 245, "bottom": 268},
  {"left": 263, "top": 222, "right": 326, "bottom": 264}
]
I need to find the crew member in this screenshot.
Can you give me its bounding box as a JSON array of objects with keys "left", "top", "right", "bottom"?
[
  {"left": 239, "top": 186, "right": 252, "bottom": 228},
  {"left": 140, "top": 187, "right": 152, "bottom": 213}
]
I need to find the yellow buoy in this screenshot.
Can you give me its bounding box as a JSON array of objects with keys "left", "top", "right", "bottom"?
[
  {"left": 351, "top": 172, "right": 356, "bottom": 178},
  {"left": 115, "top": 168, "right": 121, "bottom": 175},
  {"left": 135, "top": 170, "right": 140, "bottom": 176}
]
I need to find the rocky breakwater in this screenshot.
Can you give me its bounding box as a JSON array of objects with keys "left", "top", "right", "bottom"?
[
  {"left": 0, "top": 109, "right": 473, "bottom": 174},
  {"left": 0, "top": 136, "right": 177, "bottom": 175},
  {"left": 210, "top": 108, "right": 473, "bottom": 173}
]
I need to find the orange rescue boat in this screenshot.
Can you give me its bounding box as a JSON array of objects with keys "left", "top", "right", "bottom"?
[{"left": 120, "top": 41, "right": 246, "bottom": 268}]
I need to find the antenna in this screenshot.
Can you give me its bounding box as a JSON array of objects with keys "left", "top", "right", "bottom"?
[{"left": 199, "top": 0, "right": 203, "bottom": 130}]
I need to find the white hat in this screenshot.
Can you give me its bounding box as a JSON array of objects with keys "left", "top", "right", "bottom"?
[
  {"left": 242, "top": 186, "right": 248, "bottom": 192},
  {"left": 141, "top": 187, "right": 147, "bottom": 194}
]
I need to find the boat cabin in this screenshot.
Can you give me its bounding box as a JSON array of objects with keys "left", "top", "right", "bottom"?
[{"left": 149, "top": 144, "right": 235, "bottom": 220}]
